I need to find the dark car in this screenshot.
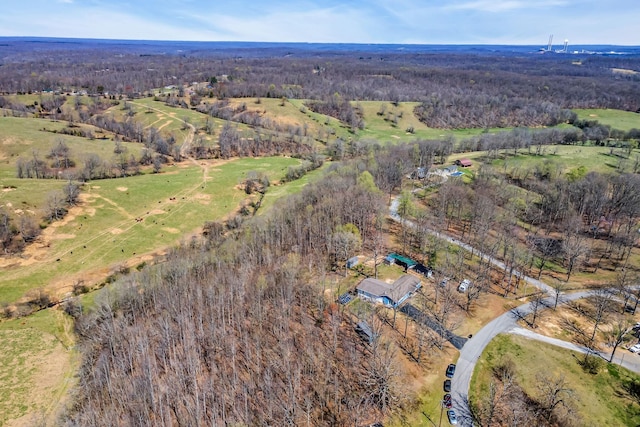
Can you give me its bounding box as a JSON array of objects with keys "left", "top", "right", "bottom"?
[
  {"left": 444, "top": 379, "right": 451, "bottom": 392},
  {"left": 443, "top": 393, "right": 452, "bottom": 409},
  {"left": 447, "top": 409, "right": 458, "bottom": 425},
  {"left": 446, "top": 363, "right": 456, "bottom": 378}
]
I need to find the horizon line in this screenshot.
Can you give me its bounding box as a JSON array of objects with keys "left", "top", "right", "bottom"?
[{"left": 1, "top": 35, "right": 639, "bottom": 48}]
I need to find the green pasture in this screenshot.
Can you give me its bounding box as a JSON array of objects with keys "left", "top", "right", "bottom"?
[
  {"left": 0, "top": 157, "right": 301, "bottom": 304},
  {"left": 0, "top": 308, "right": 76, "bottom": 426},
  {"left": 470, "top": 334, "right": 640, "bottom": 426},
  {"left": 353, "top": 101, "right": 506, "bottom": 142},
  {"left": 259, "top": 162, "right": 329, "bottom": 213},
  {"left": 488, "top": 144, "right": 638, "bottom": 175},
  {"left": 574, "top": 109, "right": 640, "bottom": 132},
  {"left": 0, "top": 116, "right": 141, "bottom": 178}
]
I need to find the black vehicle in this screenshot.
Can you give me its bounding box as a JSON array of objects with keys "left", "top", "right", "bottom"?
[
  {"left": 446, "top": 363, "right": 456, "bottom": 378},
  {"left": 444, "top": 379, "right": 451, "bottom": 392}
]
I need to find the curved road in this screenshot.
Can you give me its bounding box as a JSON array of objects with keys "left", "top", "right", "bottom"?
[{"left": 389, "top": 197, "right": 638, "bottom": 426}]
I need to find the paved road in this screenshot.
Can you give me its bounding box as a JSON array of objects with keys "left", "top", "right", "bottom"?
[
  {"left": 509, "top": 327, "right": 640, "bottom": 374},
  {"left": 450, "top": 289, "right": 640, "bottom": 426},
  {"left": 389, "top": 197, "right": 640, "bottom": 425},
  {"left": 389, "top": 198, "right": 555, "bottom": 295}
]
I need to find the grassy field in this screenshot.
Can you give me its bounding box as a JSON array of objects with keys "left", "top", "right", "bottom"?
[
  {"left": 470, "top": 334, "right": 640, "bottom": 426},
  {"left": 488, "top": 144, "right": 636, "bottom": 175},
  {"left": 574, "top": 109, "right": 640, "bottom": 132},
  {"left": 0, "top": 308, "right": 76, "bottom": 426},
  {"left": 0, "top": 156, "right": 303, "bottom": 305}
]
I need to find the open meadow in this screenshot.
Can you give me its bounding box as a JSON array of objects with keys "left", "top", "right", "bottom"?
[{"left": 470, "top": 334, "right": 640, "bottom": 426}]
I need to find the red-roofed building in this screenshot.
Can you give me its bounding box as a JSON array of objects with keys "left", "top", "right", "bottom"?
[{"left": 455, "top": 158, "right": 473, "bottom": 167}]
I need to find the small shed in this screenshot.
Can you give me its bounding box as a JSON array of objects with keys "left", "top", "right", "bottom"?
[
  {"left": 387, "top": 253, "right": 417, "bottom": 271},
  {"left": 455, "top": 158, "right": 473, "bottom": 168},
  {"left": 355, "top": 321, "right": 377, "bottom": 344},
  {"left": 346, "top": 256, "right": 360, "bottom": 269}
]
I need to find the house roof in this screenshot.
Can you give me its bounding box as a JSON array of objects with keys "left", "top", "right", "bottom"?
[
  {"left": 357, "top": 278, "right": 391, "bottom": 298},
  {"left": 357, "top": 275, "right": 421, "bottom": 305},
  {"left": 386, "top": 275, "right": 421, "bottom": 303},
  {"left": 457, "top": 158, "right": 473, "bottom": 167}
]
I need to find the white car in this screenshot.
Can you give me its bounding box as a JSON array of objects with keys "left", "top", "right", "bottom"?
[
  {"left": 628, "top": 343, "right": 640, "bottom": 353},
  {"left": 458, "top": 279, "right": 471, "bottom": 293}
]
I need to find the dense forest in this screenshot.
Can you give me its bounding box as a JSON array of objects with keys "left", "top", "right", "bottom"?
[
  {"left": 2, "top": 39, "right": 640, "bottom": 129},
  {"left": 64, "top": 165, "right": 393, "bottom": 426}
]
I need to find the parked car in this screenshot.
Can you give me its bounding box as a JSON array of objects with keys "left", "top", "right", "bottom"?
[
  {"left": 443, "top": 393, "right": 452, "bottom": 409},
  {"left": 444, "top": 379, "right": 452, "bottom": 392},
  {"left": 447, "top": 409, "right": 458, "bottom": 425},
  {"left": 629, "top": 343, "right": 640, "bottom": 353},
  {"left": 439, "top": 277, "right": 450, "bottom": 287},
  {"left": 446, "top": 363, "right": 456, "bottom": 378},
  {"left": 458, "top": 279, "right": 471, "bottom": 293}
]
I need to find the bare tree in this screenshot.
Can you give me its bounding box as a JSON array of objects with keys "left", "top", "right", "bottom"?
[
  {"left": 528, "top": 291, "right": 548, "bottom": 328},
  {"left": 535, "top": 373, "right": 575, "bottom": 422},
  {"left": 604, "top": 318, "right": 632, "bottom": 363}
]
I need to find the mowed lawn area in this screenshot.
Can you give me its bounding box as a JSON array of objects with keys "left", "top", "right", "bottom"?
[
  {"left": 470, "top": 334, "right": 640, "bottom": 426},
  {"left": 574, "top": 108, "right": 640, "bottom": 132},
  {"left": 0, "top": 156, "right": 302, "bottom": 304}
]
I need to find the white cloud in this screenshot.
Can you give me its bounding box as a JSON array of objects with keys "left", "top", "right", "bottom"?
[{"left": 445, "top": 0, "right": 568, "bottom": 12}]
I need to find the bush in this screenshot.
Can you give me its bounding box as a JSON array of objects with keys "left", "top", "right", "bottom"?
[{"left": 580, "top": 354, "right": 604, "bottom": 374}]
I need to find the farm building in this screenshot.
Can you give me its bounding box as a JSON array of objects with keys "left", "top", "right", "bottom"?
[
  {"left": 356, "top": 275, "right": 421, "bottom": 308},
  {"left": 385, "top": 253, "right": 417, "bottom": 271},
  {"left": 455, "top": 158, "right": 473, "bottom": 167}
]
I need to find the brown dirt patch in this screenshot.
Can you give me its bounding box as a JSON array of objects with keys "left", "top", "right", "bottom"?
[
  {"left": 2, "top": 187, "right": 16, "bottom": 192},
  {"left": 110, "top": 228, "right": 124, "bottom": 235},
  {"left": 162, "top": 227, "right": 180, "bottom": 234},
  {"left": 116, "top": 186, "right": 128, "bottom": 192}
]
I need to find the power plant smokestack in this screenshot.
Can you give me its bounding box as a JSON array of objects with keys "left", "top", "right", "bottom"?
[
  {"left": 548, "top": 34, "right": 553, "bottom": 51},
  {"left": 563, "top": 39, "right": 568, "bottom": 53}
]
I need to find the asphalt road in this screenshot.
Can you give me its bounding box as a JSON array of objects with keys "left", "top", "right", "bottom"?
[{"left": 389, "top": 197, "right": 639, "bottom": 426}]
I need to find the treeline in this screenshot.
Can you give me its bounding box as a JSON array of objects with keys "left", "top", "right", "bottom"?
[
  {"left": 64, "top": 164, "right": 397, "bottom": 426},
  {"left": 305, "top": 95, "right": 365, "bottom": 132},
  {"left": 0, "top": 180, "right": 80, "bottom": 255},
  {"left": 2, "top": 42, "right": 639, "bottom": 129},
  {"left": 189, "top": 122, "right": 314, "bottom": 160},
  {"left": 419, "top": 159, "right": 640, "bottom": 294},
  {"left": 195, "top": 98, "right": 312, "bottom": 137},
  {"left": 414, "top": 92, "right": 576, "bottom": 129}
]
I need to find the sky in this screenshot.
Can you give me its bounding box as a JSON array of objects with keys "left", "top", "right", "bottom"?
[{"left": 0, "top": 0, "right": 638, "bottom": 45}]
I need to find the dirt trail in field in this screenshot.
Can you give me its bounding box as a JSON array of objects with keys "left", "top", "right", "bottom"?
[{"left": 2, "top": 101, "right": 229, "bottom": 303}]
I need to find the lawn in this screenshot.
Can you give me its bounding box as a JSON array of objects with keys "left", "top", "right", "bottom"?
[
  {"left": 470, "top": 334, "right": 640, "bottom": 426},
  {"left": 574, "top": 109, "right": 640, "bottom": 132}
]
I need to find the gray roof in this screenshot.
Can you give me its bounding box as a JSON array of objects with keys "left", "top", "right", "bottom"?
[
  {"left": 357, "top": 275, "right": 421, "bottom": 304},
  {"left": 386, "top": 275, "right": 421, "bottom": 303},
  {"left": 357, "top": 278, "right": 392, "bottom": 298}
]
